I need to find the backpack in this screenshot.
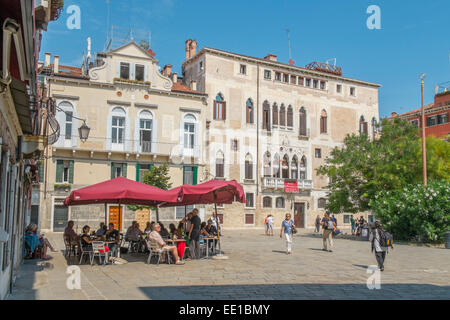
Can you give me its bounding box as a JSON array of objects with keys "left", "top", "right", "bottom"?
[
  {"left": 327, "top": 219, "right": 335, "bottom": 230},
  {"left": 378, "top": 228, "right": 393, "bottom": 247}
]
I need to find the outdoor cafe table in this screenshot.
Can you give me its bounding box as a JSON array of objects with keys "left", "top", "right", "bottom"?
[
  {"left": 166, "top": 238, "right": 187, "bottom": 259},
  {"left": 200, "top": 236, "right": 218, "bottom": 259}
]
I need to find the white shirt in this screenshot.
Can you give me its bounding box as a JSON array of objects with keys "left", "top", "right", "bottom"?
[{"left": 267, "top": 216, "right": 274, "bottom": 225}]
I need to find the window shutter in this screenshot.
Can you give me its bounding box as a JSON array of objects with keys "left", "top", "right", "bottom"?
[
  {"left": 111, "top": 163, "right": 115, "bottom": 179},
  {"left": 106, "top": 114, "right": 112, "bottom": 150},
  {"left": 144, "top": 65, "right": 148, "bottom": 81},
  {"left": 246, "top": 105, "right": 249, "bottom": 123},
  {"left": 182, "top": 166, "right": 186, "bottom": 184},
  {"left": 223, "top": 101, "right": 226, "bottom": 120},
  {"left": 364, "top": 122, "right": 368, "bottom": 134},
  {"left": 134, "top": 118, "right": 140, "bottom": 153},
  {"left": 71, "top": 110, "right": 78, "bottom": 147},
  {"left": 130, "top": 63, "right": 135, "bottom": 80},
  {"left": 213, "top": 101, "right": 217, "bottom": 120},
  {"left": 116, "top": 62, "right": 121, "bottom": 78},
  {"left": 124, "top": 116, "right": 131, "bottom": 152},
  {"left": 324, "top": 117, "right": 327, "bottom": 133},
  {"left": 122, "top": 163, "right": 127, "bottom": 178},
  {"left": 273, "top": 108, "right": 278, "bottom": 125},
  {"left": 69, "top": 160, "right": 74, "bottom": 184},
  {"left": 193, "top": 166, "right": 198, "bottom": 185},
  {"left": 151, "top": 119, "right": 158, "bottom": 154},
  {"left": 179, "top": 120, "right": 184, "bottom": 156},
  {"left": 136, "top": 163, "right": 140, "bottom": 181},
  {"left": 56, "top": 160, "right": 63, "bottom": 183},
  {"left": 39, "top": 162, "right": 44, "bottom": 183},
  {"left": 193, "top": 122, "right": 199, "bottom": 159}
]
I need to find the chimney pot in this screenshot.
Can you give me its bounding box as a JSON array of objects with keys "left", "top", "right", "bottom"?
[
  {"left": 54, "top": 55, "right": 59, "bottom": 73},
  {"left": 44, "top": 52, "right": 51, "bottom": 67},
  {"left": 163, "top": 64, "right": 172, "bottom": 77},
  {"left": 189, "top": 40, "right": 197, "bottom": 59},
  {"left": 172, "top": 72, "right": 178, "bottom": 83},
  {"left": 185, "top": 39, "right": 192, "bottom": 60}
]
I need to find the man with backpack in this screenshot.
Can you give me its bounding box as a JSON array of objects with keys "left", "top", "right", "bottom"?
[
  {"left": 369, "top": 221, "right": 394, "bottom": 271},
  {"left": 321, "top": 211, "right": 334, "bottom": 252}
]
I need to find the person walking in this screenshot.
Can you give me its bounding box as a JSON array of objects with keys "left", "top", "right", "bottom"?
[
  {"left": 321, "top": 211, "right": 334, "bottom": 252},
  {"left": 188, "top": 209, "right": 201, "bottom": 259},
  {"left": 267, "top": 215, "right": 274, "bottom": 236},
  {"left": 264, "top": 215, "right": 269, "bottom": 235},
  {"left": 314, "top": 215, "right": 321, "bottom": 233},
  {"left": 369, "top": 221, "right": 393, "bottom": 271},
  {"left": 280, "top": 213, "right": 295, "bottom": 254},
  {"left": 350, "top": 216, "right": 356, "bottom": 235}
]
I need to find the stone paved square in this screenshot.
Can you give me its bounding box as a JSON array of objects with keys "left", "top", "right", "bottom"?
[{"left": 8, "top": 230, "right": 450, "bottom": 300}]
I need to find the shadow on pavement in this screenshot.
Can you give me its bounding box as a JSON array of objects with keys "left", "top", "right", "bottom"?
[{"left": 138, "top": 283, "right": 450, "bottom": 300}]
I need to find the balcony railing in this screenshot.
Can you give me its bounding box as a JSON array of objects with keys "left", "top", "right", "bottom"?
[
  {"left": 262, "top": 177, "right": 313, "bottom": 190},
  {"left": 140, "top": 141, "right": 152, "bottom": 153}
]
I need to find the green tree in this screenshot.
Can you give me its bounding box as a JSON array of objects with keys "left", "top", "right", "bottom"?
[
  {"left": 128, "top": 163, "right": 172, "bottom": 221},
  {"left": 317, "top": 117, "right": 449, "bottom": 213}
]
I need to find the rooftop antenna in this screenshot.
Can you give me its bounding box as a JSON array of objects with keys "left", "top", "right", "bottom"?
[
  {"left": 286, "top": 29, "right": 294, "bottom": 65},
  {"left": 325, "top": 58, "right": 336, "bottom": 67},
  {"left": 105, "top": 0, "right": 111, "bottom": 47}
]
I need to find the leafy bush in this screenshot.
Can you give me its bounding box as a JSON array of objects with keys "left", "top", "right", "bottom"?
[{"left": 370, "top": 180, "right": 450, "bottom": 242}]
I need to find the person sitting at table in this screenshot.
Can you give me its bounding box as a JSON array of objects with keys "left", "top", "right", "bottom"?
[
  {"left": 105, "top": 223, "right": 120, "bottom": 257},
  {"left": 64, "top": 221, "right": 79, "bottom": 242},
  {"left": 169, "top": 223, "right": 179, "bottom": 238},
  {"left": 158, "top": 222, "right": 170, "bottom": 239},
  {"left": 149, "top": 224, "right": 184, "bottom": 265},
  {"left": 80, "top": 225, "right": 109, "bottom": 258},
  {"left": 205, "top": 219, "right": 218, "bottom": 253},
  {"left": 96, "top": 222, "right": 107, "bottom": 237},
  {"left": 177, "top": 221, "right": 185, "bottom": 236},
  {"left": 200, "top": 222, "right": 210, "bottom": 237},
  {"left": 26, "top": 224, "right": 57, "bottom": 259}
]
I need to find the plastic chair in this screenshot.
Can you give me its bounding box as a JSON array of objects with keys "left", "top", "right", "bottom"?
[
  {"left": 147, "top": 239, "right": 171, "bottom": 265},
  {"left": 79, "top": 245, "right": 93, "bottom": 265},
  {"left": 92, "top": 241, "right": 108, "bottom": 265}
]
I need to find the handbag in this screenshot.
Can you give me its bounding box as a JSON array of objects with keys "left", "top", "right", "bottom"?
[
  {"left": 291, "top": 222, "right": 297, "bottom": 234},
  {"left": 332, "top": 227, "right": 340, "bottom": 235}
]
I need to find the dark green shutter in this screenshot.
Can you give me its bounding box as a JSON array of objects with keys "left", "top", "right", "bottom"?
[
  {"left": 39, "top": 162, "right": 44, "bottom": 183},
  {"left": 193, "top": 166, "right": 198, "bottom": 185},
  {"left": 69, "top": 160, "right": 74, "bottom": 184},
  {"left": 56, "top": 160, "right": 63, "bottom": 183},
  {"left": 122, "top": 163, "right": 127, "bottom": 178},
  {"left": 149, "top": 163, "right": 153, "bottom": 171},
  {"left": 111, "top": 162, "right": 115, "bottom": 179},
  {"left": 136, "top": 163, "right": 140, "bottom": 181},
  {"left": 182, "top": 166, "right": 186, "bottom": 184}
]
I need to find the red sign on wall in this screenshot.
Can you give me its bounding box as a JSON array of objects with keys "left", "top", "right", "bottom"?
[{"left": 284, "top": 180, "right": 299, "bottom": 193}]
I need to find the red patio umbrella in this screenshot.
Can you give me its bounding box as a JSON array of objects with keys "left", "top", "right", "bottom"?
[
  {"left": 64, "top": 177, "right": 179, "bottom": 233},
  {"left": 64, "top": 176, "right": 178, "bottom": 206}
]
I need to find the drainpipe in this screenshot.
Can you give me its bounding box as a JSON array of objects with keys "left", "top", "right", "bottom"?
[{"left": 256, "top": 64, "right": 260, "bottom": 196}]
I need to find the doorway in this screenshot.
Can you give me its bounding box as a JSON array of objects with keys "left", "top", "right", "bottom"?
[
  {"left": 293, "top": 202, "right": 305, "bottom": 228},
  {"left": 108, "top": 206, "right": 123, "bottom": 231},
  {"left": 53, "top": 205, "right": 68, "bottom": 232}
]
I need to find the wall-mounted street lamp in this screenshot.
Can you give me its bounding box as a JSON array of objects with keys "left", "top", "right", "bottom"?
[{"left": 78, "top": 121, "right": 90, "bottom": 142}]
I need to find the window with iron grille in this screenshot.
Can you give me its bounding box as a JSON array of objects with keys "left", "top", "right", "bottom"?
[{"left": 245, "top": 214, "right": 254, "bottom": 224}]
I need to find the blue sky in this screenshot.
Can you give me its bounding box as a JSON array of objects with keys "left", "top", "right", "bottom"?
[{"left": 40, "top": 0, "right": 450, "bottom": 117}]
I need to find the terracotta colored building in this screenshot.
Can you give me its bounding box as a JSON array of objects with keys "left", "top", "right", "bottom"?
[{"left": 389, "top": 89, "right": 450, "bottom": 139}]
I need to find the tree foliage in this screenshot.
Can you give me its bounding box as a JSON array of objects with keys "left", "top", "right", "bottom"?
[
  {"left": 127, "top": 164, "right": 172, "bottom": 214},
  {"left": 370, "top": 180, "right": 450, "bottom": 242},
  {"left": 316, "top": 117, "right": 450, "bottom": 213}
]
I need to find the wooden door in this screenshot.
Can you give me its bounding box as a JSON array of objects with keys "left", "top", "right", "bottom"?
[
  {"left": 53, "top": 205, "right": 68, "bottom": 232},
  {"left": 108, "top": 206, "right": 123, "bottom": 231},
  {"left": 293, "top": 202, "right": 305, "bottom": 228}
]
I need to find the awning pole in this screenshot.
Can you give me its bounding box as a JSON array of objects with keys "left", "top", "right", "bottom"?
[
  {"left": 214, "top": 192, "right": 221, "bottom": 254},
  {"left": 118, "top": 200, "right": 121, "bottom": 232},
  {"left": 105, "top": 203, "right": 107, "bottom": 226}
]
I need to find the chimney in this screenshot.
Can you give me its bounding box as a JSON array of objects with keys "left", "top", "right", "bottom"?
[
  {"left": 172, "top": 72, "right": 178, "bottom": 83},
  {"left": 189, "top": 40, "right": 197, "bottom": 59},
  {"left": 185, "top": 39, "right": 192, "bottom": 60},
  {"left": 54, "top": 55, "right": 59, "bottom": 73},
  {"left": 190, "top": 80, "right": 197, "bottom": 91},
  {"left": 163, "top": 64, "right": 172, "bottom": 77},
  {"left": 44, "top": 52, "right": 51, "bottom": 67},
  {"left": 391, "top": 112, "right": 398, "bottom": 117},
  {"left": 264, "top": 53, "right": 277, "bottom": 62}
]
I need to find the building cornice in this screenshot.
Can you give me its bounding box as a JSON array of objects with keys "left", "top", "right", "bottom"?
[{"left": 184, "top": 47, "right": 381, "bottom": 88}]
